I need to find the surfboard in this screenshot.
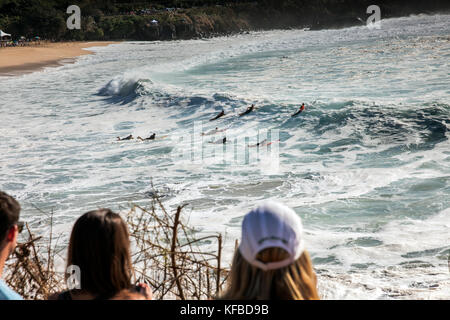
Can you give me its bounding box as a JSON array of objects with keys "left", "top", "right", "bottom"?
[
  {"left": 114, "top": 137, "right": 134, "bottom": 142},
  {"left": 137, "top": 135, "right": 169, "bottom": 142},
  {"left": 248, "top": 139, "right": 268, "bottom": 148},
  {"left": 155, "top": 135, "right": 169, "bottom": 141},
  {"left": 209, "top": 112, "right": 226, "bottom": 121},
  {"left": 238, "top": 106, "right": 258, "bottom": 117},
  {"left": 208, "top": 137, "right": 227, "bottom": 144},
  {"left": 291, "top": 110, "right": 303, "bottom": 117},
  {"left": 248, "top": 139, "right": 280, "bottom": 148},
  {"left": 201, "top": 129, "right": 227, "bottom": 136}
]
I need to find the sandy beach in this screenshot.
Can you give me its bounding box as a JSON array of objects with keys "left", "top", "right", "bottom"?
[{"left": 0, "top": 41, "right": 118, "bottom": 76}]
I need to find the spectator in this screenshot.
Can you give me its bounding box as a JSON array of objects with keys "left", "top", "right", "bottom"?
[
  {"left": 50, "top": 209, "right": 151, "bottom": 300},
  {"left": 220, "top": 201, "right": 319, "bottom": 300},
  {"left": 0, "top": 191, "right": 23, "bottom": 300}
]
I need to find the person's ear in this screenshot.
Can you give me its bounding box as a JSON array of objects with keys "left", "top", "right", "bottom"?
[{"left": 6, "top": 225, "right": 17, "bottom": 242}]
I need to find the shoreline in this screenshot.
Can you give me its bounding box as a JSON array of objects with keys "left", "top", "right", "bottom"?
[
  {"left": 0, "top": 41, "right": 119, "bottom": 77},
  {"left": 0, "top": 10, "right": 447, "bottom": 77}
]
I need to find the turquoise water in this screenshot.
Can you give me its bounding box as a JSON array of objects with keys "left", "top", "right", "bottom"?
[{"left": 0, "top": 14, "right": 449, "bottom": 298}]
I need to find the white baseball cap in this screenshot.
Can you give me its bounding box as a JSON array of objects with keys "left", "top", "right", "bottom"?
[{"left": 238, "top": 201, "right": 305, "bottom": 271}]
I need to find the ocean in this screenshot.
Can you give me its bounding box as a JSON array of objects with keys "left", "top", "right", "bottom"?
[{"left": 0, "top": 13, "right": 449, "bottom": 299}]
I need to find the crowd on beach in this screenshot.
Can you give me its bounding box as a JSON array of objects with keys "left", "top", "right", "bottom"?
[
  {"left": 0, "top": 191, "right": 319, "bottom": 300},
  {"left": 0, "top": 38, "right": 43, "bottom": 48}
]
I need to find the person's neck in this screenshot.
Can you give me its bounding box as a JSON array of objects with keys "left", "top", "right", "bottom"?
[{"left": 0, "top": 247, "right": 8, "bottom": 279}]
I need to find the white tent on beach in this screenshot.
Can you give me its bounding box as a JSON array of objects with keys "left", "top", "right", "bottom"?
[{"left": 0, "top": 30, "right": 12, "bottom": 39}]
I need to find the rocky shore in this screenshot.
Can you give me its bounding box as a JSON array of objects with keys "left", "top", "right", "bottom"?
[{"left": 88, "top": 1, "right": 450, "bottom": 41}]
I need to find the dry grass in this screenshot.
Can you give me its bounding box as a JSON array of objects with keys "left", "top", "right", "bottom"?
[
  {"left": 127, "top": 195, "right": 229, "bottom": 300},
  {"left": 4, "top": 210, "right": 65, "bottom": 300},
  {"left": 4, "top": 195, "right": 229, "bottom": 300}
]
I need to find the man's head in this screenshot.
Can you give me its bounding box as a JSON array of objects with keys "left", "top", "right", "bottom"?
[{"left": 0, "top": 192, "right": 21, "bottom": 256}]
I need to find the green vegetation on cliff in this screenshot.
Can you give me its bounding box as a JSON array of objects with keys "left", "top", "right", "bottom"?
[{"left": 1, "top": 0, "right": 449, "bottom": 41}]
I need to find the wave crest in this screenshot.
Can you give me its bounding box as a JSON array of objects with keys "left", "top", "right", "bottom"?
[{"left": 98, "top": 76, "right": 153, "bottom": 102}]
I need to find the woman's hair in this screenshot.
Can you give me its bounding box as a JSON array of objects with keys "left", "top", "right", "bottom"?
[
  {"left": 220, "top": 247, "right": 319, "bottom": 300},
  {"left": 66, "top": 208, "right": 133, "bottom": 298},
  {"left": 0, "top": 191, "right": 20, "bottom": 241}
]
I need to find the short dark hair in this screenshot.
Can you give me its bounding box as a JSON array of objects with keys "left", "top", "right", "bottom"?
[
  {"left": 67, "top": 209, "right": 133, "bottom": 298},
  {"left": 0, "top": 191, "right": 21, "bottom": 241}
]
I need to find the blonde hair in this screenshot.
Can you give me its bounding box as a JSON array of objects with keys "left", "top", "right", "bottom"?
[{"left": 220, "top": 247, "right": 319, "bottom": 300}]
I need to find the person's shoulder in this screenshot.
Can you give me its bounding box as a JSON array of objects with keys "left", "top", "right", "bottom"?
[
  {"left": 111, "top": 289, "right": 149, "bottom": 300},
  {"left": 115, "top": 284, "right": 152, "bottom": 300},
  {"left": 48, "top": 292, "right": 61, "bottom": 300},
  {"left": 0, "top": 280, "right": 23, "bottom": 300}
]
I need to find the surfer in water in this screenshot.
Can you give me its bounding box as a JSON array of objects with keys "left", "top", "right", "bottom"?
[
  {"left": 249, "top": 139, "right": 280, "bottom": 148},
  {"left": 137, "top": 133, "right": 156, "bottom": 141},
  {"left": 249, "top": 139, "right": 268, "bottom": 148},
  {"left": 202, "top": 127, "right": 228, "bottom": 136},
  {"left": 117, "top": 135, "right": 134, "bottom": 141},
  {"left": 239, "top": 104, "right": 255, "bottom": 117},
  {"left": 210, "top": 109, "right": 225, "bottom": 121},
  {"left": 292, "top": 103, "right": 305, "bottom": 117},
  {"left": 202, "top": 127, "right": 219, "bottom": 136},
  {"left": 209, "top": 137, "right": 227, "bottom": 144}
]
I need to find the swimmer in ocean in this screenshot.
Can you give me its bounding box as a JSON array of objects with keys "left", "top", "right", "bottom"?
[
  {"left": 210, "top": 109, "right": 225, "bottom": 121},
  {"left": 137, "top": 133, "right": 156, "bottom": 141},
  {"left": 239, "top": 104, "right": 255, "bottom": 117},
  {"left": 249, "top": 139, "right": 268, "bottom": 147},
  {"left": 291, "top": 103, "right": 305, "bottom": 117},
  {"left": 202, "top": 127, "right": 219, "bottom": 136},
  {"left": 117, "top": 135, "right": 134, "bottom": 141}
]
